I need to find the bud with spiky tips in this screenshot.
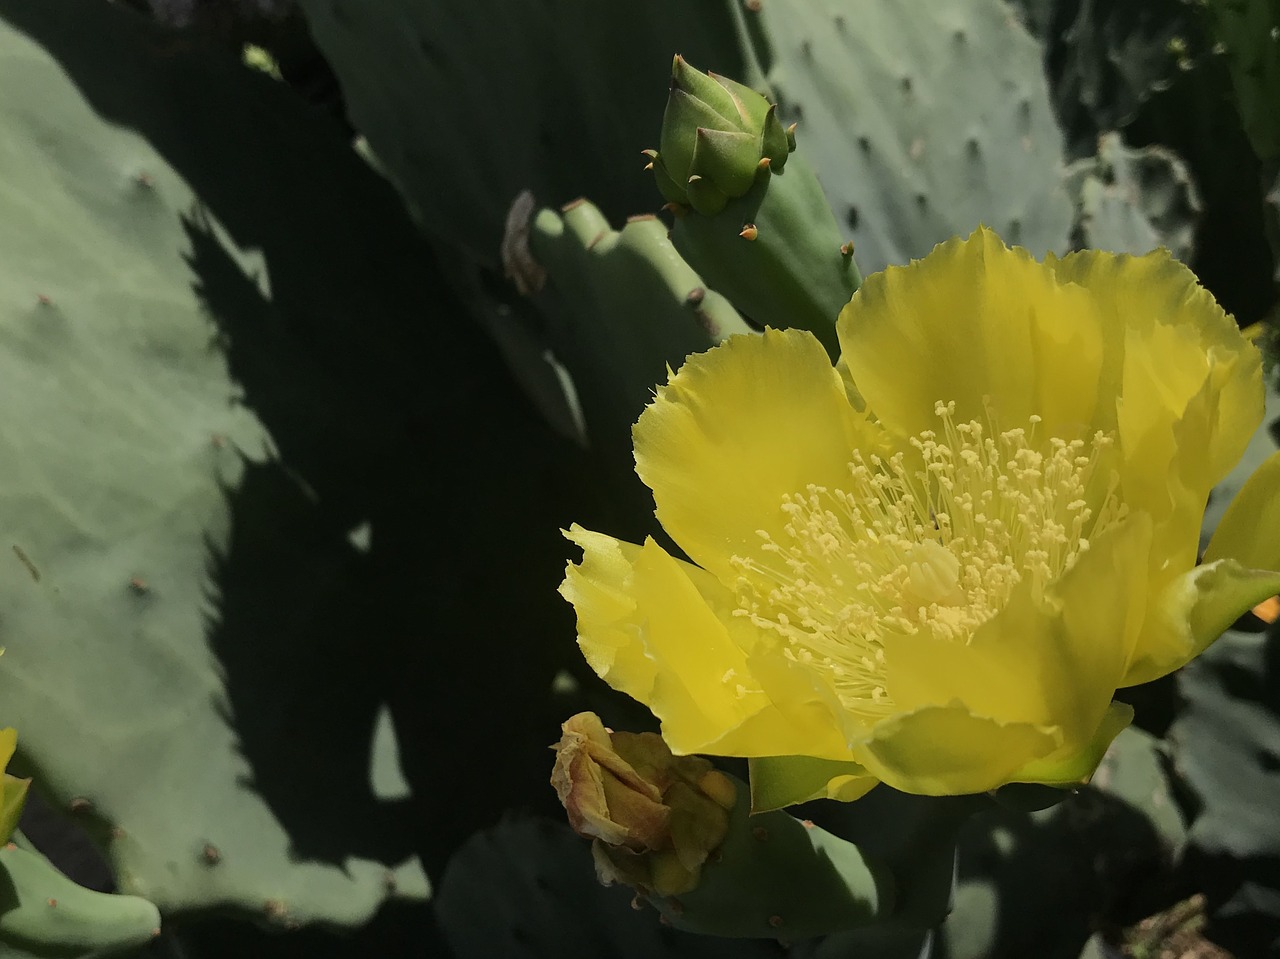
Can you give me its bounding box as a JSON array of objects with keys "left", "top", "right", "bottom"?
[
  {"left": 645, "top": 57, "right": 860, "bottom": 360},
  {"left": 645, "top": 55, "right": 796, "bottom": 216}
]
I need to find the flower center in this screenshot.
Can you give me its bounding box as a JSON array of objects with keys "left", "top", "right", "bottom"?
[{"left": 730, "top": 401, "right": 1123, "bottom": 718}]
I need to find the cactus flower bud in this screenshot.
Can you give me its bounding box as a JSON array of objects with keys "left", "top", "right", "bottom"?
[
  {"left": 550, "top": 712, "right": 736, "bottom": 897},
  {"left": 646, "top": 55, "right": 794, "bottom": 216}
]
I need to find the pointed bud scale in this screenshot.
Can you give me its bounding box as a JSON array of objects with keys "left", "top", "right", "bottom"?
[
  {"left": 686, "top": 174, "right": 731, "bottom": 216},
  {"left": 739, "top": 223, "right": 759, "bottom": 241},
  {"left": 708, "top": 71, "right": 772, "bottom": 129},
  {"left": 840, "top": 241, "right": 856, "bottom": 256},
  {"left": 760, "top": 104, "right": 792, "bottom": 171},
  {"left": 671, "top": 55, "right": 749, "bottom": 132},
  {"left": 660, "top": 88, "right": 729, "bottom": 184},
  {"left": 785, "top": 122, "right": 798, "bottom": 152},
  {"left": 651, "top": 155, "right": 688, "bottom": 209},
  {"left": 690, "top": 128, "right": 760, "bottom": 197}
]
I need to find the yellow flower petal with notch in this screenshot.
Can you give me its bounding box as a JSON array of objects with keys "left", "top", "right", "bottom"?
[{"left": 560, "top": 228, "right": 1277, "bottom": 807}]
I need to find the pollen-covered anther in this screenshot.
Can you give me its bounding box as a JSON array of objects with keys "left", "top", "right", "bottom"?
[{"left": 731, "top": 402, "right": 1122, "bottom": 718}]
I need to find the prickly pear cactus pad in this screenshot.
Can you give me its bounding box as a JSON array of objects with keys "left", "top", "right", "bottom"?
[
  {"left": 0, "top": 0, "right": 445, "bottom": 926},
  {"left": 745, "top": 0, "right": 1076, "bottom": 274},
  {"left": 292, "top": 0, "right": 746, "bottom": 264}
]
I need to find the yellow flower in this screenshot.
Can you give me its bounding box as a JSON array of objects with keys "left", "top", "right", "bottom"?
[{"left": 561, "top": 228, "right": 1280, "bottom": 808}]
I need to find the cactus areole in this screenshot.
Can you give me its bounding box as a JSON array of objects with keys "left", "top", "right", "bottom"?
[{"left": 646, "top": 55, "right": 796, "bottom": 216}]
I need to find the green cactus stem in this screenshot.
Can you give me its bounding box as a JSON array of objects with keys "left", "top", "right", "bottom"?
[{"left": 0, "top": 835, "right": 161, "bottom": 956}]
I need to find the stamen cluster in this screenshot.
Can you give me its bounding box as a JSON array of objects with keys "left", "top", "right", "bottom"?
[{"left": 731, "top": 401, "right": 1122, "bottom": 717}]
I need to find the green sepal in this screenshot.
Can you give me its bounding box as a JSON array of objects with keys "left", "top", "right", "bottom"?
[
  {"left": 660, "top": 87, "right": 730, "bottom": 181},
  {"left": 671, "top": 55, "right": 747, "bottom": 131},
  {"left": 749, "top": 755, "right": 877, "bottom": 812},
  {"left": 690, "top": 127, "right": 761, "bottom": 197}
]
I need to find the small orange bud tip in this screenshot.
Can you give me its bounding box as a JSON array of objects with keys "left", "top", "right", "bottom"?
[
  {"left": 687, "top": 174, "right": 703, "bottom": 185},
  {"left": 4, "top": 843, "right": 14, "bottom": 851},
  {"left": 641, "top": 149, "right": 659, "bottom": 159},
  {"left": 801, "top": 819, "right": 815, "bottom": 829},
  {"left": 757, "top": 157, "right": 772, "bottom": 170},
  {"left": 644, "top": 162, "right": 654, "bottom": 171},
  {"left": 685, "top": 287, "right": 706, "bottom": 306},
  {"left": 630, "top": 895, "right": 645, "bottom": 911},
  {"left": 745, "top": 0, "right": 763, "bottom": 10},
  {"left": 151, "top": 929, "right": 161, "bottom": 938},
  {"left": 47, "top": 899, "right": 57, "bottom": 908},
  {"left": 786, "top": 122, "right": 797, "bottom": 135},
  {"left": 840, "top": 241, "right": 856, "bottom": 257},
  {"left": 739, "top": 223, "right": 759, "bottom": 241}
]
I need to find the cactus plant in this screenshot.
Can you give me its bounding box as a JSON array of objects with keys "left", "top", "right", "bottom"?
[
  {"left": 1063, "top": 132, "right": 1201, "bottom": 258},
  {"left": 521, "top": 196, "right": 750, "bottom": 521},
  {"left": 0, "top": 0, "right": 443, "bottom": 927}
]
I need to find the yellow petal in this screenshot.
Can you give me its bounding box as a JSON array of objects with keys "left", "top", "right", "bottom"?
[
  {"left": 838, "top": 228, "right": 1108, "bottom": 443},
  {"left": 1050, "top": 247, "right": 1262, "bottom": 506},
  {"left": 633, "top": 328, "right": 880, "bottom": 583},
  {"left": 1122, "top": 559, "right": 1280, "bottom": 686},
  {"left": 885, "top": 514, "right": 1149, "bottom": 753},
  {"left": 559, "top": 526, "right": 656, "bottom": 703},
  {"left": 855, "top": 705, "right": 1062, "bottom": 797},
  {"left": 748, "top": 755, "right": 879, "bottom": 812},
  {"left": 1204, "top": 449, "right": 1280, "bottom": 571},
  {"left": 560, "top": 526, "right": 849, "bottom": 757},
  {"left": 1010, "top": 701, "right": 1134, "bottom": 787}
]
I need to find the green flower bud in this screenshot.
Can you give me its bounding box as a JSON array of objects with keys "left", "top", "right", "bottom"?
[{"left": 646, "top": 55, "right": 794, "bottom": 216}]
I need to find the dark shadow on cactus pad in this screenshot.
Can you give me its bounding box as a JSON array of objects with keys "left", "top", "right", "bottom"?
[{"left": 0, "top": 0, "right": 592, "bottom": 888}]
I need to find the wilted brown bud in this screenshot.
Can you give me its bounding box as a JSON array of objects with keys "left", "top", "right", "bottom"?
[{"left": 551, "top": 712, "right": 737, "bottom": 896}]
